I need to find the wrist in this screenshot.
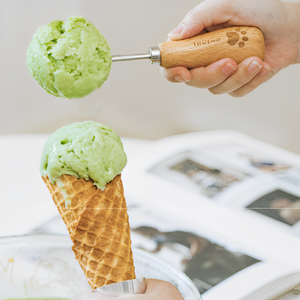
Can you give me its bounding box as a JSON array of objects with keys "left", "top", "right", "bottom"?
[{"left": 285, "top": 2, "right": 300, "bottom": 64}]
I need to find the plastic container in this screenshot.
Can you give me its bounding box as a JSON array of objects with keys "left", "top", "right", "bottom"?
[{"left": 0, "top": 235, "right": 201, "bottom": 300}]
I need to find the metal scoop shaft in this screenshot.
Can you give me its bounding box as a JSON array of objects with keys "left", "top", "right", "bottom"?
[{"left": 112, "top": 46, "right": 161, "bottom": 65}]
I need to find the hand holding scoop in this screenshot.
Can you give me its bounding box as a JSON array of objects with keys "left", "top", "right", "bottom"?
[{"left": 112, "top": 26, "right": 265, "bottom": 69}]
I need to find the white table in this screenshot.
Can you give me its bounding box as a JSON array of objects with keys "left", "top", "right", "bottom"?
[{"left": 0, "top": 134, "right": 151, "bottom": 237}]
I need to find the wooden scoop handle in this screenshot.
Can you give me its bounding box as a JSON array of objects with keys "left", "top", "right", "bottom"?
[{"left": 159, "top": 26, "right": 265, "bottom": 69}]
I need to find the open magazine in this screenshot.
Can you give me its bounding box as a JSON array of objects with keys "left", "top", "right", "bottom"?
[
  {"left": 128, "top": 207, "right": 300, "bottom": 300},
  {"left": 33, "top": 206, "right": 300, "bottom": 300},
  {"left": 122, "top": 130, "right": 300, "bottom": 300}
]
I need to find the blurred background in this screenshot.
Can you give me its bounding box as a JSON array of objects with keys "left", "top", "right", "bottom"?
[{"left": 1, "top": 0, "right": 300, "bottom": 154}]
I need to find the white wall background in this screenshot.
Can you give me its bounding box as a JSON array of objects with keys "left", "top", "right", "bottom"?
[{"left": 1, "top": 0, "right": 300, "bottom": 154}]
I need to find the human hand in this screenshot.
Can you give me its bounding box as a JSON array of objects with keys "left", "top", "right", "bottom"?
[
  {"left": 73, "top": 279, "right": 184, "bottom": 300},
  {"left": 161, "top": 0, "right": 300, "bottom": 97}
]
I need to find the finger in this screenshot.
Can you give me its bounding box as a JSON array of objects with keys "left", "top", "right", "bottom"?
[
  {"left": 160, "top": 66, "right": 191, "bottom": 83},
  {"left": 208, "top": 57, "right": 264, "bottom": 95},
  {"left": 160, "top": 58, "right": 238, "bottom": 86},
  {"left": 145, "top": 279, "right": 184, "bottom": 300},
  {"left": 229, "top": 63, "right": 273, "bottom": 97},
  {"left": 186, "top": 58, "right": 238, "bottom": 88},
  {"left": 168, "top": 0, "right": 238, "bottom": 40}
]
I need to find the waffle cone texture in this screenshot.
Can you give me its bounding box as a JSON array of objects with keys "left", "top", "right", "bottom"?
[{"left": 42, "top": 174, "right": 136, "bottom": 289}]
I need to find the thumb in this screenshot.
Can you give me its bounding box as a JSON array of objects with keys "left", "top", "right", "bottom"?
[{"left": 168, "top": 0, "right": 236, "bottom": 40}]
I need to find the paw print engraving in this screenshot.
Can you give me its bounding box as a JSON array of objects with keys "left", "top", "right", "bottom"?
[{"left": 226, "top": 28, "right": 248, "bottom": 48}]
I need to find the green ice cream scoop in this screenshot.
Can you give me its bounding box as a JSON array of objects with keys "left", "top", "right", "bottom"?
[
  {"left": 27, "top": 16, "right": 111, "bottom": 99},
  {"left": 40, "top": 121, "right": 127, "bottom": 190}
]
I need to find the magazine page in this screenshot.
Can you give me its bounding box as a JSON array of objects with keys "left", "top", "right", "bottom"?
[
  {"left": 221, "top": 176, "right": 300, "bottom": 235},
  {"left": 125, "top": 130, "right": 300, "bottom": 175},
  {"left": 127, "top": 206, "right": 300, "bottom": 300},
  {"left": 276, "top": 167, "right": 300, "bottom": 187},
  {"left": 243, "top": 274, "right": 300, "bottom": 300},
  {"left": 124, "top": 130, "right": 300, "bottom": 236}
]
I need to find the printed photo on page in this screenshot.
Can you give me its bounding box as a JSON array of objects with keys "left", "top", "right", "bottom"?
[
  {"left": 149, "top": 151, "right": 249, "bottom": 199},
  {"left": 129, "top": 209, "right": 260, "bottom": 295},
  {"left": 247, "top": 189, "right": 300, "bottom": 226}
]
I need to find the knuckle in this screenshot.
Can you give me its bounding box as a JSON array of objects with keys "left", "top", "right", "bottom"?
[
  {"left": 247, "top": 79, "right": 260, "bottom": 90},
  {"left": 184, "top": 7, "right": 201, "bottom": 22},
  {"left": 186, "top": 81, "right": 207, "bottom": 89},
  {"left": 234, "top": 77, "right": 247, "bottom": 87},
  {"left": 208, "top": 87, "right": 223, "bottom": 95},
  {"left": 229, "top": 91, "right": 243, "bottom": 98},
  {"left": 165, "top": 75, "right": 173, "bottom": 82}
]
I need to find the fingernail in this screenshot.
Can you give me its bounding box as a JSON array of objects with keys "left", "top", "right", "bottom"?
[
  {"left": 168, "top": 24, "right": 185, "bottom": 38},
  {"left": 174, "top": 74, "right": 189, "bottom": 83},
  {"left": 258, "top": 65, "right": 270, "bottom": 77},
  {"left": 248, "top": 61, "right": 262, "bottom": 75},
  {"left": 221, "top": 63, "right": 237, "bottom": 76}
]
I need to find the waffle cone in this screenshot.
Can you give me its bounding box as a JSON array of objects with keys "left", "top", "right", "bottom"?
[{"left": 42, "top": 174, "right": 136, "bottom": 289}]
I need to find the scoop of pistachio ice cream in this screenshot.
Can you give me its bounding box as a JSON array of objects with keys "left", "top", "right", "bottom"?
[
  {"left": 40, "top": 121, "right": 127, "bottom": 190},
  {"left": 27, "top": 16, "right": 111, "bottom": 99}
]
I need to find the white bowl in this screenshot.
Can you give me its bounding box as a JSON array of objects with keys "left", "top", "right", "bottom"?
[{"left": 0, "top": 235, "right": 201, "bottom": 300}]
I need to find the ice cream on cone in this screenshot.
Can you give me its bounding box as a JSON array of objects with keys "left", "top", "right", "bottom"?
[{"left": 40, "top": 121, "right": 135, "bottom": 289}]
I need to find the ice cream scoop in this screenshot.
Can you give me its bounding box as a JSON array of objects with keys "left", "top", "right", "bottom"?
[
  {"left": 28, "top": 18, "right": 264, "bottom": 99},
  {"left": 112, "top": 26, "right": 265, "bottom": 68}
]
